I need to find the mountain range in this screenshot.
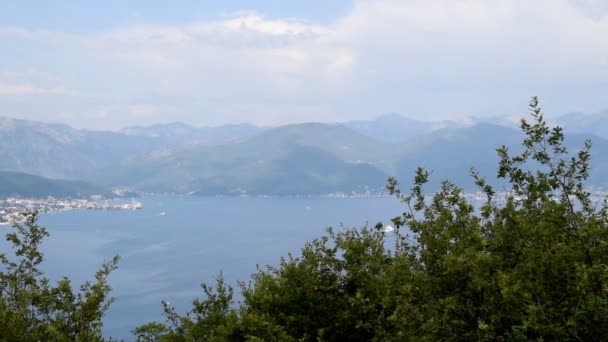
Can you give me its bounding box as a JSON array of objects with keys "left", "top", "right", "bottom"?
[
  {"left": 1, "top": 110, "right": 608, "bottom": 197},
  {"left": 120, "top": 122, "right": 265, "bottom": 145},
  {"left": 0, "top": 116, "right": 165, "bottom": 180}
]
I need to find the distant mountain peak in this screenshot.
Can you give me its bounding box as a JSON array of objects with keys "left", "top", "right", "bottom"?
[
  {"left": 346, "top": 114, "right": 432, "bottom": 143},
  {"left": 554, "top": 110, "right": 608, "bottom": 139}
]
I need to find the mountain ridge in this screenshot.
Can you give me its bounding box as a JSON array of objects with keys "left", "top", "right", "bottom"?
[
  {"left": 3, "top": 113, "right": 608, "bottom": 196},
  {"left": 0, "top": 171, "right": 110, "bottom": 198}
]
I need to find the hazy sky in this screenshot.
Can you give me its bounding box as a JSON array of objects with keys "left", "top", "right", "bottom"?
[{"left": 1, "top": 0, "right": 607, "bottom": 129}]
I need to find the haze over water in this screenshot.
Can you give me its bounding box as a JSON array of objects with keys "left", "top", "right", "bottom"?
[{"left": 34, "top": 196, "right": 403, "bottom": 339}]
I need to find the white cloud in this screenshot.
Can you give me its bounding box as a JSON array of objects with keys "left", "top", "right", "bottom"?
[
  {"left": 99, "top": 104, "right": 167, "bottom": 118},
  {"left": 0, "top": 70, "right": 78, "bottom": 96},
  {"left": 340, "top": 0, "right": 608, "bottom": 80},
  {"left": 0, "top": 83, "right": 73, "bottom": 96},
  {"left": 0, "top": 0, "right": 607, "bottom": 128}
]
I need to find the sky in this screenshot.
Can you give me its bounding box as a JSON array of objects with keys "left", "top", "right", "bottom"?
[{"left": 0, "top": 0, "right": 607, "bottom": 130}]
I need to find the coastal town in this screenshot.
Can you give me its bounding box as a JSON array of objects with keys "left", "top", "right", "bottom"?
[
  {"left": 0, "top": 197, "right": 143, "bottom": 225},
  {"left": 3, "top": 188, "right": 608, "bottom": 226}
]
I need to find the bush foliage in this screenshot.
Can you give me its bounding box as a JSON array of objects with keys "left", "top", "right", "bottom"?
[{"left": 0, "top": 213, "right": 119, "bottom": 341}]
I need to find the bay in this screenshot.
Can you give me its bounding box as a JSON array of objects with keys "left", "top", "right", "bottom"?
[{"left": 30, "top": 196, "right": 404, "bottom": 339}]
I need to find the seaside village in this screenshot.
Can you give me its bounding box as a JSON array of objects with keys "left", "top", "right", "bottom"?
[
  {"left": 0, "top": 197, "right": 142, "bottom": 225},
  {"left": 4, "top": 188, "right": 608, "bottom": 225}
]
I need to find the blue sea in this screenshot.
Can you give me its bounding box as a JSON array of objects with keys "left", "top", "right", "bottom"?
[{"left": 28, "top": 196, "right": 404, "bottom": 340}]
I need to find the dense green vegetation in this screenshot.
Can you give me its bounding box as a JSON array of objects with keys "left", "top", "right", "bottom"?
[
  {"left": 0, "top": 213, "right": 119, "bottom": 341},
  {"left": 0, "top": 171, "right": 110, "bottom": 198},
  {"left": 2, "top": 98, "right": 608, "bottom": 340}
]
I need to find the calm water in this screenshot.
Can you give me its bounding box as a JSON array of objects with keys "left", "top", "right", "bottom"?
[{"left": 22, "top": 196, "right": 403, "bottom": 339}]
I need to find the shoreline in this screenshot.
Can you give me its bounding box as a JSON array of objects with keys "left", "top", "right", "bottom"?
[{"left": 0, "top": 197, "right": 142, "bottom": 225}]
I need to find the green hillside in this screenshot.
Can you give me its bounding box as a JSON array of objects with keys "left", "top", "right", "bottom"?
[
  {"left": 0, "top": 171, "right": 110, "bottom": 198},
  {"left": 98, "top": 121, "right": 608, "bottom": 195},
  {"left": 396, "top": 123, "right": 608, "bottom": 190},
  {"left": 99, "top": 124, "right": 392, "bottom": 195},
  {"left": 395, "top": 124, "right": 523, "bottom": 189},
  {"left": 244, "top": 123, "right": 399, "bottom": 170},
  {"left": 0, "top": 116, "right": 164, "bottom": 179}
]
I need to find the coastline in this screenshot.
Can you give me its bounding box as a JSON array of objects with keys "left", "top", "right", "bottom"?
[{"left": 0, "top": 197, "right": 142, "bottom": 225}]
